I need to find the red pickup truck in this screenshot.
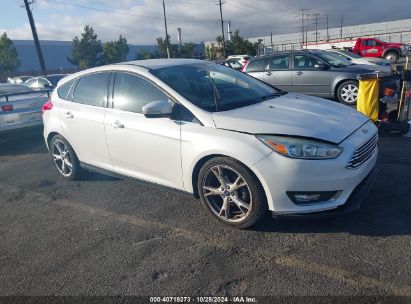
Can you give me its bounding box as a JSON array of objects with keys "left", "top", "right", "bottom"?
[
  {"left": 307, "top": 37, "right": 410, "bottom": 63},
  {"left": 351, "top": 38, "right": 408, "bottom": 63}
]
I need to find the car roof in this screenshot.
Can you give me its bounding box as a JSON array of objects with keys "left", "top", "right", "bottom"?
[{"left": 119, "top": 59, "right": 207, "bottom": 70}]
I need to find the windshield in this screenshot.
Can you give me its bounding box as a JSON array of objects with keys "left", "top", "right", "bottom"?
[
  {"left": 336, "top": 50, "right": 362, "bottom": 59},
  {"left": 151, "top": 63, "right": 284, "bottom": 112},
  {"left": 314, "top": 51, "right": 354, "bottom": 67}
]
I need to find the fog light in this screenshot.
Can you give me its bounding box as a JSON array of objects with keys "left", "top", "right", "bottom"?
[{"left": 286, "top": 191, "right": 341, "bottom": 205}]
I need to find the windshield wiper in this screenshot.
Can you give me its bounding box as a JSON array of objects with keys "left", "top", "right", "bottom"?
[{"left": 261, "top": 91, "right": 287, "bottom": 100}]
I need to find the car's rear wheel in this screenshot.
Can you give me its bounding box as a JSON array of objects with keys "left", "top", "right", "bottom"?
[
  {"left": 337, "top": 80, "right": 359, "bottom": 105},
  {"left": 50, "top": 135, "right": 82, "bottom": 180},
  {"left": 198, "top": 157, "right": 267, "bottom": 229}
]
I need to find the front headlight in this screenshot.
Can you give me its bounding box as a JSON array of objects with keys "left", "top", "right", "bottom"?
[{"left": 256, "top": 135, "right": 343, "bottom": 159}]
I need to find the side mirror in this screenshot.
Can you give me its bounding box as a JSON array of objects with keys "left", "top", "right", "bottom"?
[
  {"left": 314, "top": 63, "right": 329, "bottom": 70},
  {"left": 142, "top": 100, "right": 173, "bottom": 118}
]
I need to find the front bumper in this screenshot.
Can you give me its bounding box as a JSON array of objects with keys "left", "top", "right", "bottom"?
[
  {"left": 273, "top": 167, "right": 376, "bottom": 219},
  {"left": 252, "top": 120, "right": 378, "bottom": 215}
]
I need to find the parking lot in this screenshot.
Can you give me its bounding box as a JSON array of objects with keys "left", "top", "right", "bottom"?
[{"left": 0, "top": 130, "right": 410, "bottom": 298}]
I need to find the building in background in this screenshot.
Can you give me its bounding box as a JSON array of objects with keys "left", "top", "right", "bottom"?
[
  {"left": 11, "top": 40, "right": 204, "bottom": 74},
  {"left": 249, "top": 18, "right": 411, "bottom": 53}
]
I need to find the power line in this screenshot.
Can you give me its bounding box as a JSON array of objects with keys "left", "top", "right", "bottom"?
[{"left": 41, "top": 0, "right": 219, "bottom": 25}]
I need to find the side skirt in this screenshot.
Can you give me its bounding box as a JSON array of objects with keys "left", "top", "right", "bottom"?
[{"left": 79, "top": 162, "right": 195, "bottom": 199}]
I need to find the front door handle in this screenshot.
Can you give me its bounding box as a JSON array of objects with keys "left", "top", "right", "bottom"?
[
  {"left": 266, "top": 71, "right": 272, "bottom": 76},
  {"left": 113, "top": 120, "right": 124, "bottom": 129},
  {"left": 64, "top": 112, "right": 73, "bottom": 119},
  {"left": 296, "top": 71, "right": 303, "bottom": 75}
]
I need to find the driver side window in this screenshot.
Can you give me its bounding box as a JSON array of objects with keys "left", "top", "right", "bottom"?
[{"left": 113, "top": 72, "right": 169, "bottom": 114}]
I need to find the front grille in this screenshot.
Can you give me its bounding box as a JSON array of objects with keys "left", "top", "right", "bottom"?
[{"left": 346, "top": 133, "right": 378, "bottom": 169}]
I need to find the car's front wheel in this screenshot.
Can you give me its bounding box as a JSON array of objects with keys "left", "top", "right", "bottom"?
[
  {"left": 337, "top": 80, "right": 359, "bottom": 106},
  {"left": 198, "top": 157, "right": 267, "bottom": 229},
  {"left": 50, "top": 135, "right": 82, "bottom": 180}
]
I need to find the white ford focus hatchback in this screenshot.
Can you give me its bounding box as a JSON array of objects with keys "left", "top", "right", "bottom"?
[{"left": 43, "top": 59, "right": 377, "bottom": 228}]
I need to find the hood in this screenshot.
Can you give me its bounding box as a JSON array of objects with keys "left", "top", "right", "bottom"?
[
  {"left": 349, "top": 63, "right": 391, "bottom": 72},
  {"left": 335, "top": 65, "right": 387, "bottom": 74},
  {"left": 212, "top": 93, "right": 369, "bottom": 144}
]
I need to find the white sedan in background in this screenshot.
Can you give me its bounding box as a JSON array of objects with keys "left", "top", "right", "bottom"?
[
  {"left": 42, "top": 59, "right": 377, "bottom": 228},
  {"left": 326, "top": 49, "right": 391, "bottom": 71}
]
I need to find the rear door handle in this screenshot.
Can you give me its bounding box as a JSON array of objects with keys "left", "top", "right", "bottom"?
[
  {"left": 266, "top": 71, "right": 272, "bottom": 76},
  {"left": 64, "top": 112, "right": 73, "bottom": 119},
  {"left": 113, "top": 120, "right": 124, "bottom": 129},
  {"left": 296, "top": 71, "right": 303, "bottom": 75}
]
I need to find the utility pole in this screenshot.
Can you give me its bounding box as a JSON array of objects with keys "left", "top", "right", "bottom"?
[
  {"left": 218, "top": 0, "right": 226, "bottom": 58},
  {"left": 340, "top": 15, "right": 344, "bottom": 39},
  {"left": 23, "top": 0, "right": 46, "bottom": 75},
  {"left": 305, "top": 10, "right": 310, "bottom": 49},
  {"left": 270, "top": 31, "right": 273, "bottom": 53},
  {"left": 162, "top": 0, "right": 170, "bottom": 58},
  {"left": 326, "top": 14, "right": 329, "bottom": 41},
  {"left": 313, "top": 13, "right": 321, "bottom": 44},
  {"left": 299, "top": 9, "right": 308, "bottom": 49}
]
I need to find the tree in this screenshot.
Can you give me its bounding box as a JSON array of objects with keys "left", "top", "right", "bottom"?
[
  {"left": 156, "top": 36, "right": 169, "bottom": 58},
  {"left": 103, "top": 35, "right": 129, "bottom": 64},
  {"left": 135, "top": 49, "right": 156, "bottom": 60},
  {"left": 68, "top": 25, "right": 102, "bottom": 69},
  {"left": 229, "top": 30, "right": 256, "bottom": 56},
  {"left": 177, "top": 43, "right": 196, "bottom": 58},
  {"left": 0, "top": 32, "right": 20, "bottom": 74}
]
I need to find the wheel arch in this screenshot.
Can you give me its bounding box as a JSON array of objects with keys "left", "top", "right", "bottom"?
[
  {"left": 46, "top": 131, "right": 60, "bottom": 149},
  {"left": 333, "top": 78, "right": 358, "bottom": 99},
  {"left": 191, "top": 154, "right": 269, "bottom": 207},
  {"left": 382, "top": 48, "right": 400, "bottom": 58}
]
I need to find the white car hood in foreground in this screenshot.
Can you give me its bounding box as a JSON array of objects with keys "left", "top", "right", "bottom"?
[{"left": 212, "top": 93, "right": 369, "bottom": 144}]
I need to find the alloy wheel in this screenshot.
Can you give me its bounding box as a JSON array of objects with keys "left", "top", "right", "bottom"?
[
  {"left": 51, "top": 139, "right": 73, "bottom": 177},
  {"left": 385, "top": 53, "right": 398, "bottom": 63},
  {"left": 340, "top": 84, "right": 358, "bottom": 104},
  {"left": 201, "top": 165, "right": 252, "bottom": 223}
]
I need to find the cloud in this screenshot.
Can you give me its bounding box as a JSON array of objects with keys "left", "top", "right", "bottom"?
[{"left": 1, "top": 0, "right": 410, "bottom": 44}]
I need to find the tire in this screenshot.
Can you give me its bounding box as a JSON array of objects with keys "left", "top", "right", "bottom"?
[
  {"left": 384, "top": 52, "right": 399, "bottom": 63},
  {"left": 197, "top": 157, "right": 267, "bottom": 229},
  {"left": 49, "top": 134, "right": 82, "bottom": 180},
  {"left": 336, "top": 80, "right": 359, "bottom": 106}
]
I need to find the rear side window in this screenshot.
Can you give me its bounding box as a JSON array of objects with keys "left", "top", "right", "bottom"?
[
  {"left": 245, "top": 58, "right": 268, "bottom": 72},
  {"left": 268, "top": 55, "right": 289, "bottom": 70},
  {"left": 72, "top": 73, "right": 110, "bottom": 107},
  {"left": 113, "top": 72, "right": 168, "bottom": 114},
  {"left": 57, "top": 80, "right": 75, "bottom": 100}
]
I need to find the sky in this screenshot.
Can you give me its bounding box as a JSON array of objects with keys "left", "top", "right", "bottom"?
[{"left": 0, "top": 0, "right": 410, "bottom": 45}]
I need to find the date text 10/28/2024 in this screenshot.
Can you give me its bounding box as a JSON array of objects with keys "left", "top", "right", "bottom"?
[{"left": 149, "top": 296, "right": 257, "bottom": 303}]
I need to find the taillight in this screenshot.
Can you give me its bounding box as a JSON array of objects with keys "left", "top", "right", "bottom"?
[
  {"left": 1, "top": 104, "right": 13, "bottom": 111},
  {"left": 42, "top": 98, "right": 53, "bottom": 114},
  {"left": 241, "top": 60, "right": 250, "bottom": 72}
]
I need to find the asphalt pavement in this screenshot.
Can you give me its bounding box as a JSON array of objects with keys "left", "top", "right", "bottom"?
[{"left": 0, "top": 131, "right": 410, "bottom": 299}]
